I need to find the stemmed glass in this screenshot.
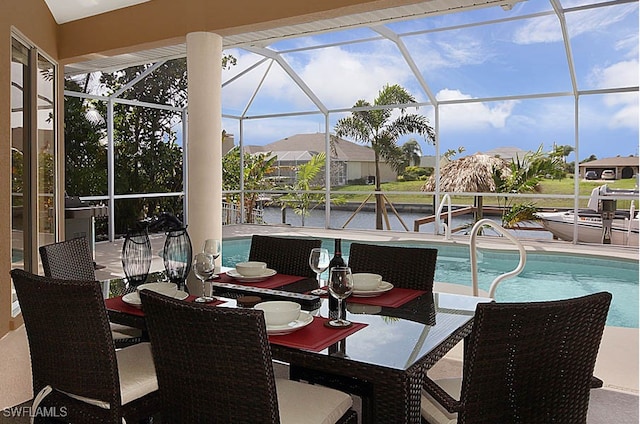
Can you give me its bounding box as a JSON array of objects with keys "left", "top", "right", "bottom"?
[
  {"left": 327, "top": 266, "right": 354, "bottom": 327},
  {"left": 309, "top": 248, "right": 330, "bottom": 288},
  {"left": 202, "top": 239, "right": 221, "bottom": 279},
  {"left": 193, "top": 252, "right": 216, "bottom": 303}
]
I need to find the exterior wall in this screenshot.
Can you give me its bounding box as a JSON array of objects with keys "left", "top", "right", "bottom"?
[
  {"left": 347, "top": 161, "right": 396, "bottom": 183},
  {"left": 1, "top": 0, "right": 59, "bottom": 337}
]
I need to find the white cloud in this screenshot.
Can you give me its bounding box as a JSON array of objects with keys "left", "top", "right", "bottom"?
[
  {"left": 589, "top": 60, "right": 639, "bottom": 88},
  {"left": 222, "top": 44, "right": 422, "bottom": 113},
  {"left": 405, "top": 32, "right": 493, "bottom": 72},
  {"left": 512, "top": 4, "right": 636, "bottom": 45},
  {"left": 437, "top": 89, "right": 517, "bottom": 130},
  {"left": 586, "top": 59, "right": 639, "bottom": 130},
  {"left": 293, "top": 44, "right": 416, "bottom": 108},
  {"left": 512, "top": 15, "right": 562, "bottom": 44},
  {"left": 616, "top": 33, "right": 640, "bottom": 59},
  {"left": 603, "top": 92, "right": 639, "bottom": 130}
]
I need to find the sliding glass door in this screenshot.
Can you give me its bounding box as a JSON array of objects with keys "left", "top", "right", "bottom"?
[{"left": 11, "top": 35, "right": 58, "bottom": 316}]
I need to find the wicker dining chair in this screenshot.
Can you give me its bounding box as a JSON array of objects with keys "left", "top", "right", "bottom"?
[
  {"left": 10, "top": 269, "right": 160, "bottom": 423},
  {"left": 347, "top": 242, "right": 438, "bottom": 292},
  {"left": 421, "top": 291, "right": 612, "bottom": 424},
  {"left": 39, "top": 236, "right": 143, "bottom": 348},
  {"left": 248, "top": 235, "right": 322, "bottom": 278},
  {"left": 139, "top": 289, "right": 358, "bottom": 424}
]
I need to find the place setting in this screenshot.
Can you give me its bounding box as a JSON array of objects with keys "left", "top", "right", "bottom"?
[
  {"left": 225, "top": 261, "right": 277, "bottom": 282},
  {"left": 217, "top": 260, "right": 308, "bottom": 289},
  {"left": 254, "top": 298, "right": 368, "bottom": 352},
  {"left": 312, "top": 270, "right": 428, "bottom": 309},
  {"left": 122, "top": 282, "right": 189, "bottom": 309},
  {"left": 312, "top": 272, "right": 393, "bottom": 298},
  {"left": 256, "top": 300, "right": 314, "bottom": 336},
  {"left": 350, "top": 273, "right": 394, "bottom": 298}
]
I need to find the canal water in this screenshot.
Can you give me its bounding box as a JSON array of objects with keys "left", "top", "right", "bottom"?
[{"left": 261, "top": 206, "right": 553, "bottom": 239}]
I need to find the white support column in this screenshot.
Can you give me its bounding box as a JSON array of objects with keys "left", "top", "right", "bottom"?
[{"left": 186, "top": 32, "right": 223, "bottom": 258}]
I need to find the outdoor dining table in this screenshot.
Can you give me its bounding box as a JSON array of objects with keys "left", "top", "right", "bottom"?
[{"left": 104, "top": 272, "right": 492, "bottom": 424}]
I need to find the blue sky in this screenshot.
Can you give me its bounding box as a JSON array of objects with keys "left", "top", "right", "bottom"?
[{"left": 220, "top": 0, "right": 638, "bottom": 162}]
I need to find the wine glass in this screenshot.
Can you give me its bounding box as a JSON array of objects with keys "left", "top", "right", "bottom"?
[
  {"left": 202, "top": 239, "right": 221, "bottom": 278},
  {"left": 327, "top": 266, "right": 353, "bottom": 327},
  {"left": 309, "top": 248, "right": 330, "bottom": 288},
  {"left": 193, "top": 252, "right": 216, "bottom": 303}
]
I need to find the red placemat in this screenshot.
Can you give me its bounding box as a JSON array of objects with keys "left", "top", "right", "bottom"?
[
  {"left": 105, "top": 295, "right": 226, "bottom": 317},
  {"left": 268, "top": 316, "right": 367, "bottom": 352},
  {"left": 314, "top": 287, "right": 427, "bottom": 308},
  {"left": 217, "top": 273, "right": 305, "bottom": 289}
]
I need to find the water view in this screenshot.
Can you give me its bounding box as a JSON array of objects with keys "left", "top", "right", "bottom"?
[{"left": 261, "top": 206, "right": 554, "bottom": 240}]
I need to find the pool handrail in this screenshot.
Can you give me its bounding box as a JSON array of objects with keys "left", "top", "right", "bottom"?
[
  {"left": 470, "top": 218, "right": 527, "bottom": 298},
  {"left": 435, "top": 193, "right": 452, "bottom": 240}
]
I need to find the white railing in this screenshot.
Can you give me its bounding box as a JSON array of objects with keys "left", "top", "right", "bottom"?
[
  {"left": 222, "top": 201, "right": 263, "bottom": 225},
  {"left": 434, "top": 193, "right": 452, "bottom": 239},
  {"left": 470, "top": 218, "right": 527, "bottom": 298}
]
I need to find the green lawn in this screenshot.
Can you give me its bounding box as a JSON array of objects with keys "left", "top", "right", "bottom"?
[{"left": 332, "top": 177, "right": 638, "bottom": 209}]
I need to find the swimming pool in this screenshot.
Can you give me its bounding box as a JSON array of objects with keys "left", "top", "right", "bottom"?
[{"left": 222, "top": 237, "right": 639, "bottom": 328}]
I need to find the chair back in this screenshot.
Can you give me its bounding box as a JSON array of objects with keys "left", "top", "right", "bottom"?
[
  {"left": 39, "top": 237, "right": 96, "bottom": 281},
  {"left": 347, "top": 242, "right": 437, "bottom": 291},
  {"left": 140, "top": 289, "right": 281, "bottom": 423},
  {"left": 10, "top": 269, "right": 120, "bottom": 408},
  {"left": 458, "top": 292, "right": 612, "bottom": 423},
  {"left": 248, "top": 235, "right": 321, "bottom": 278}
]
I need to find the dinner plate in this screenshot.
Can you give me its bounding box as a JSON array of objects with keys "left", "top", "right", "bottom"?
[
  {"left": 122, "top": 290, "right": 189, "bottom": 308},
  {"left": 136, "top": 282, "right": 177, "bottom": 294},
  {"left": 352, "top": 281, "right": 394, "bottom": 297},
  {"left": 227, "top": 268, "right": 277, "bottom": 282},
  {"left": 266, "top": 311, "right": 313, "bottom": 335}
]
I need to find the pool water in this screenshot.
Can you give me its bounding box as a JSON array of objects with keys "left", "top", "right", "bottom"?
[{"left": 222, "top": 237, "right": 639, "bottom": 328}]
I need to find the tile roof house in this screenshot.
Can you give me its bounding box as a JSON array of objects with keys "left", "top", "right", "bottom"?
[
  {"left": 244, "top": 133, "right": 397, "bottom": 186},
  {"left": 578, "top": 156, "right": 639, "bottom": 180}
]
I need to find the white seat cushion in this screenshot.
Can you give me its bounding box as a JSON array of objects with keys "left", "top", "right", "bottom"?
[
  {"left": 110, "top": 323, "right": 143, "bottom": 339},
  {"left": 276, "top": 378, "right": 353, "bottom": 424},
  {"left": 116, "top": 342, "right": 158, "bottom": 405},
  {"left": 421, "top": 377, "right": 461, "bottom": 424},
  {"left": 63, "top": 342, "right": 158, "bottom": 409}
]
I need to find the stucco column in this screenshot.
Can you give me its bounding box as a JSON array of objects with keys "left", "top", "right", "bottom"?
[{"left": 186, "top": 32, "right": 222, "bottom": 259}]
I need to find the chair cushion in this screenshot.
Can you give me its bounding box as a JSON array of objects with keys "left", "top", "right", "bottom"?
[
  {"left": 276, "top": 378, "right": 353, "bottom": 424},
  {"left": 116, "top": 342, "right": 158, "bottom": 405},
  {"left": 110, "top": 323, "right": 143, "bottom": 338},
  {"left": 63, "top": 342, "right": 158, "bottom": 409},
  {"left": 421, "top": 377, "right": 461, "bottom": 424}
]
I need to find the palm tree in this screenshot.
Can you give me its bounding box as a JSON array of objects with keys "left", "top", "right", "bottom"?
[
  {"left": 401, "top": 139, "right": 422, "bottom": 168},
  {"left": 494, "top": 145, "right": 565, "bottom": 227},
  {"left": 334, "top": 84, "right": 435, "bottom": 229},
  {"left": 277, "top": 153, "right": 344, "bottom": 226},
  {"left": 552, "top": 144, "right": 574, "bottom": 163}
]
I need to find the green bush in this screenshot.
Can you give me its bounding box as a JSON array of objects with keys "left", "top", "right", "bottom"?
[{"left": 399, "top": 166, "right": 431, "bottom": 181}]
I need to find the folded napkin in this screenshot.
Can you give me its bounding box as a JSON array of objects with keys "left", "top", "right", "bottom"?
[
  {"left": 315, "top": 287, "right": 427, "bottom": 308},
  {"left": 218, "top": 272, "right": 305, "bottom": 289},
  {"left": 268, "top": 316, "right": 367, "bottom": 352}
]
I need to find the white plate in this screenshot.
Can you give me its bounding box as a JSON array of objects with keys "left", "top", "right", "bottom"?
[
  {"left": 122, "top": 290, "right": 189, "bottom": 308},
  {"left": 227, "top": 268, "right": 277, "bottom": 282},
  {"left": 136, "top": 282, "right": 177, "bottom": 295},
  {"left": 266, "top": 311, "right": 313, "bottom": 335},
  {"left": 352, "top": 281, "right": 394, "bottom": 297}
]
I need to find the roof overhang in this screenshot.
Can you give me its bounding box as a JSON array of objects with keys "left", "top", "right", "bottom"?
[{"left": 62, "top": 0, "right": 519, "bottom": 75}]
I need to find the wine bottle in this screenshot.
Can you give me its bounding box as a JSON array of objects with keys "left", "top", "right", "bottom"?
[
  {"left": 329, "top": 238, "right": 346, "bottom": 269},
  {"left": 328, "top": 239, "right": 347, "bottom": 319}
]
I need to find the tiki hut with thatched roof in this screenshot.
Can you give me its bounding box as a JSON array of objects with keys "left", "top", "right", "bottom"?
[{"left": 421, "top": 154, "right": 511, "bottom": 220}]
